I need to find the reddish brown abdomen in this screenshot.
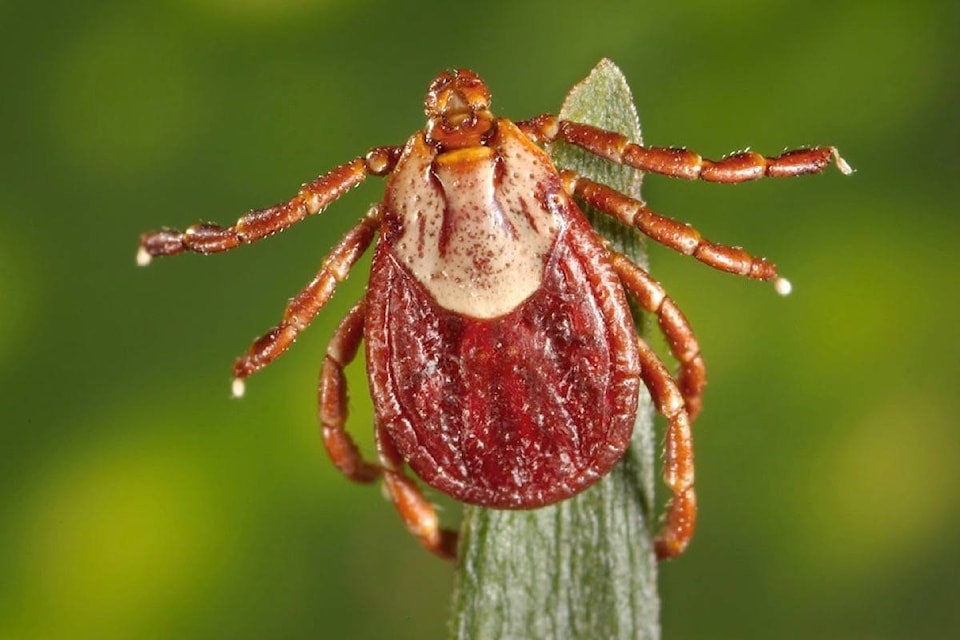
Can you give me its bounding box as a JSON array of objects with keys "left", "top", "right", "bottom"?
[{"left": 365, "top": 218, "right": 640, "bottom": 508}]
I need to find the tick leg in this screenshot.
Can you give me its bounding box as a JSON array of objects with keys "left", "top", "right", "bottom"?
[
  {"left": 610, "top": 251, "right": 706, "bottom": 421},
  {"left": 518, "top": 115, "right": 851, "bottom": 180},
  {"left": 635, "top": 336, "right": 697, "bottom": 560},
  {"left": 318, "top": 299, "right": 381, "bottom": 484},
  {"left": 562, "top": 171, "right": 790, "bottom": 289},
  {"left": 231, "top": 209, "right": 379, "bottom": 396},
  {"left": 376, "top": 424, "right": 459, "bottom": 562},
  {"left": 137, "top": 146, "right": 400, "bottom": 264}
]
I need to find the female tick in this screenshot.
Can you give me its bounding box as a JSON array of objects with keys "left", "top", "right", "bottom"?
[{"left": 139, "top": 69, "right": 850, "bottom": 561}]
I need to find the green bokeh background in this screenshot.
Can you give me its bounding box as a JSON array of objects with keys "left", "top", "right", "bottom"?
[{"left": 2, "top": 1, "right": 957, "bottom": 638}]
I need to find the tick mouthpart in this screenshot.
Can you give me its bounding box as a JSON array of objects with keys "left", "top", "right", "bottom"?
[
  {"left": 423, "top": 69, "right": 496, "bottom": 149},
  {"left": 441, "top": 89, "right": 472, "bottom": 121},
  {"left": 424, "top": 69, "right": 491, "bottom": 119}
]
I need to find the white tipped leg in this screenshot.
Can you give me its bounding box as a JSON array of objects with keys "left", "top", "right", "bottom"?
[
  {"left": 136, "top": 246, "right": 153, "bottom": 266},
  {"left": 231, "top": 377, "right": 246, "bottom": 398},
  {"left": 833, "top": 149, "right": 854, "bottom": 175},
  {"left": 774, "top": 277, "right": 793, "bottom": 297}
]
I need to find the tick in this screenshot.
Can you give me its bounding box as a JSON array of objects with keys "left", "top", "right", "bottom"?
[{"left": 138, "top": 69, "right": 850, "bottom": 561}]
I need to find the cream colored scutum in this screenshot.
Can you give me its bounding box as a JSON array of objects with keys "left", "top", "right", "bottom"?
[{"left": 389, "top": 125, "right": 563, "bottom": 319}]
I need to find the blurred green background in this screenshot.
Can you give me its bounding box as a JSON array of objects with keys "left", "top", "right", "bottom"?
[{"left": 2, "top": 1, "right": 958, "bottom": 638}]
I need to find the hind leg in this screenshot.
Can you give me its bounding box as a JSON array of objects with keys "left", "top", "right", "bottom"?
[
  {"left": 318, "top": 299, "right": 381, "bottom": 484},
  {"left": 610, "top": 250, "right": 707, "bottom": 421},
  {"left": 376, "top": 424, "right": 459, "bottom": 561},
  {"left": 634, "top": 335, "right": 697, "bottom": 560}
]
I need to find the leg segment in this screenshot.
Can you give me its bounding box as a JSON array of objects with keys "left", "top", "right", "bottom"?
[
  {"left": 231, "top": 209, "right": 379, "bottom": 396},
  {"left": 635, "top": 336, "right": 697, "bottom": 560},
  {"left": 318, "top": 299, "right": 381, "bottom": 483},
  {"left": 518, "top": 114, "right": 852, "bottom": 181},
  {"left": 137, "top": 146, "right": 401, "bottom": 264},
  {"left": 610, "top": 251, "right": 707, "bottom": 421},
  {"left": 320, "top": 298, "right": 454, "bottom": 554},
  {"left": 376, "top": 424, "right": 459, "bottom": 561},
  {"left": 562, "top": 170, "right": 789, "bottom": 288}
]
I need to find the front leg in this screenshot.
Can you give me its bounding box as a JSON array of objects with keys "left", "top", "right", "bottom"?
[
  {"left": 137, "top": 146, "right": 400, "bottom": 263},
  {"left": 518, "top": 114, "right": 851, "bottom": 181},
  {"left": 555, "top": 119, "right": 852, "bottom": 181}
]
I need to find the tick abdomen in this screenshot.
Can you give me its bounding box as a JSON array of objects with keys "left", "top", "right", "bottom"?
[{"left": 366, "top": 205, "right": 640, "bottom": 508}]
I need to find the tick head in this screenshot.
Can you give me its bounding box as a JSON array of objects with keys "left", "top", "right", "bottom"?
[{"left": 424, "top": 69, "right": 495, "bottom": 150}]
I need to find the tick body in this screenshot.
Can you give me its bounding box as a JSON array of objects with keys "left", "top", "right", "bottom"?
[
  {"left": 369, "top": 120, "right": 640, "bottom": 509},
  {"left": 139, "top": 69, "right": 850, "bottom": 561}
]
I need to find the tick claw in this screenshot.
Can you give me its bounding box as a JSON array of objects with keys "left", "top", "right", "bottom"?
[
  {"left": 136, "top": 246, "right": 152, "bottom": 266},
  {"left": 833, "top": 149, "right": 854, "bottom": 175},
  {"left": 231, "top": 377, "right": 246, "bottom": 398},
  {"left": 774, "top": 277, "right": 793, "bottom": 296}
]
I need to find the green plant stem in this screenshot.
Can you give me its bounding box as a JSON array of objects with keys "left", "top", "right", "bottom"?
[{"left": 449, "top": 59, "right": 659, "bottom": 640}]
